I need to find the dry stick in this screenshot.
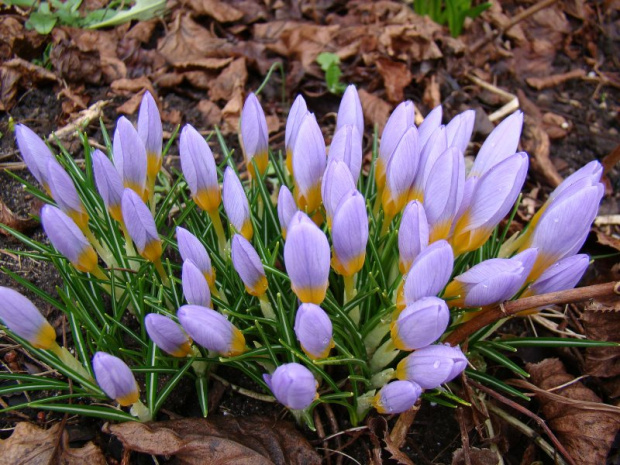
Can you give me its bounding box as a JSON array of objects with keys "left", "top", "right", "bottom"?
[
  {"left": 445, "top": 281, "right": 620, "bottom": 346},
  {"left": 469, "top": 379, "right": 576, "bottom": 465}
]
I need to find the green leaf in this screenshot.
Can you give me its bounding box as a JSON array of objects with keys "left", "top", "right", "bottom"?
[
  {"left": 26, "top": 11, "right": 57, "bottom": 35},
  {"left": 502, "top": 337, "right": 619, "bottom": 348},
  {"left": 88, "top": 0, "right": 166, "bottom": 29},
  {"left": 317, "top": 52, "right": 340, "bottom": 71},
  {"left": 466, "top": 369, "right": 530, "bottom": 401}
]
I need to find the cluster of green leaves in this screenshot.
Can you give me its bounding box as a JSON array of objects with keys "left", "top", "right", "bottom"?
[
  {"left": 410, "top": 0, "right": 491, "bottom": 37},
  {"left": 4, "top": 0, "right": 165, "bottom": 34},
  {"left": 317, "top": 53, "right": 348, "bottom": 95}
]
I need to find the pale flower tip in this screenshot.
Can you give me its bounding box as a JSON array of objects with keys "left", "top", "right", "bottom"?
[
  {"left": 145, "top": 314, "right": 192, "bottom": 357},
  {"left": 46, "top": 159, "right": 87, "bottom": 228},
  {"left": 403, "top": 240, "right": 453, "bottom": 304},
  {"left": 337, "top": 85, "right": 364, "bottom": 138},
  {"left": 231, "top": 234, "right": 268, "bottom": 296},
  {"left": 530, "top": 254, "right": 590, "bottom": 296},
  {"left": 292, "top": 113, "right": 326, "bottom": 213},
  {"left": 138, "top": 90, "right": 163, "bottom": 175},
  {"left": 182, "top": 259, "right": 212, "bottom": 308},
  {"left": 267, "top": 363, "right": 318, "bottom": 410},
  {"left": 121, "top": 189, "right": 161, "bottom": 261},
  {"left": 321, "top": 160, "right": 356, "bottom": 225},
  {"left": 15, "top": 123, "right": 56, "bottom": 188},
  {"left": 392, "top": 297, "right": 450, "bottom": 350},
  {"left": 373, "top": 380, "right": 422, "bottom": 414},
  {"left": 92, "top": 352, "right": 139, "bottom": 406},
  {"left": 92, "top": 149, "right": 124, "bottom": 220},
  {"left": 396, "top": 345, "right": 467, "bottom": 390},
  {"left": 223, "top": 167, "right": 253, "bottom": 240},
  {"left": 241, "top": 93, "right": 269, "bottom": 177},
  {"left": 294, "top": 303, "right": 334, "bottom": 359},
  {"left": 398, "top": 201, "right": 429, "bottom": 273},
  {"left": 328, "top": 124, "right": 363, "bottom": 183},
  {"left": 331, "top": 190, "right": 368, "bottom": 276},
  {"left": 277, "top": 185, "right": 297, "bottom": 238},
  {"left": 176, "top": 227, "right": 214, "bottom": 284},
  {"left": 113, "top": 116, "right": 147, "bottom": 198},
  {"left": 178, "top": 305, "right": 245, "bottom": 356}
]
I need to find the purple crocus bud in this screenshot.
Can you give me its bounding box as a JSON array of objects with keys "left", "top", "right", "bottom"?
[
  {"left": 241, "top": 93, "right": 269, "bottom": 179},
  {"left": 137, "top": 91, "right": 163, "bottom": 177},
  {"left": 528, "top": 254, "right": 590, "bottom": 296},
  {"left": 14, "top": 124, "right": 56, "bottom": 190},
  {"left": 410, "top": 125, "right": 447, "bottom": 202},
  {"left": 423, "top": 147, "right": 465, "bottom": 242},
  {"left": 377, "top": 101, "right": 416, "bottom": 191},
  {"left": 331, "top": 190, "right": 368, "bottom": 277},
  {"left": 470, "top": 111, "right": 523, "bottom": 178},
  {"left": 231, "top": 234, "right": 268, "bottom": 297},
  {"left": 398, "top": 201, "right": 429, "bottom": 274},
  {"left": 452, "top": 152, "right": 529, "bottom": 255},
  {"left": 263, "top": 363, "right": 318, "bottom": 410},
  {"left": 176, "top": 227, "right": 215, "bottom": 287},
  {"left": 285, "top": 95, "right": 309, "bottom": 175},
  {"left": 46, "top": 159, "right": 89, "bottom": 230},
  {"left": 547, "top": 160, "right": 603, "bottom": 204},
  {"left": 145, "top": 313, "right": 192, "bottom": 357},
  {"left": 284, "top": 212, "right": 330, "bottom": 304},
  {"left": 444, "top": 248, "right": 538, "bottom": 307},
  {"left": 336, "top": 85, "right": 364, "bottom": 139},
  {"left": 446, "top": 109, "right": 475, "bottom": 155},
  {"left": 92, "top": 149, "right": 124, "bottom": 223},
  {"left": 396, "top": 344, "right": 468, "bottom": 389},
  {"left": 179, "top": 124, "right": 221, "bottom": 213},
  {"left": 292, "top": 113, "right": 326, "bottom": 213},
  {"left": 277, "top": 185, "right": 297, "bottom": 239},
  {"left": 401, "top": 240, "right": 453, "bottom": 309},
  {"left": 92, "top": 352, "right": 140, "bottom": 406},
  {"left": 321, "top": 160, "right": 356, "bottom": 227},
  {"left": 329, "top": 124, "right": 363, "bottom": 184},
  {"left": 177, "top": 305, "right": 245, "bottom": 356},
  {"left": 121, "top": 188, "right": 161, "bottom": 262},
  {"left": 372, "top": 380, "right": 422, "bottom": 414},
  {"left": 391, "top": 296, "right": 450, "bottom": 350},
  {"left": 417, "top": 105, "right": 443, "bottom": 149},
  {"left": 294, "top": 303, "right": 334, "bottom": 359},
  {"left": 0, "top": 287, "right": 56, "bottom": 350},
  {"left": 382, "top": 126, "right": 419, "bottom": 219},
  {"left": 222, "top": 167, "right": 253, "bottom": 240},
  {"left": 113, "top": 116, "right": 147, "bottom": 200},
  {"left": 41, "top": 205, "right": 98, "bottom": 273},
  {"left": 182, "top": 259, "right": 212, "bottom": 307}
]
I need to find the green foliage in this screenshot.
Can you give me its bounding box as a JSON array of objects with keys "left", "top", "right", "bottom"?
[
  {"left": 411, "top": 0, "right": 491, "bottom": 37},
  {"left": 317, "top": 52, "right": 348, "bottom": 95}
]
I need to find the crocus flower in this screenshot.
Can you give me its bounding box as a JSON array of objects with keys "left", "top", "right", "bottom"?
[
  {"left": 263, "top": 363, "right": 318, "bottom": 410},
  {"left": 372, "top": 380, "right": 422, "bottom": 414},
  {"left": 377, "top": 101, "right": 416, "bottom": 191},
  {"left": 92, "top": 352, "right": 140, "bottom": 406},
  {"left": 292, "top": 113, "right": 326, "bottom": 213},
  {"left": 396, "top": 344, "right": 468, "bottom": 390},
  {"left": 398, "top": 201, "right": 429, "bottom": 274},
  {"left": 401, "top": 240, "right": 454, "bottom": 308},
  {"left": 391, "top": 297, "right": 450, "bottom": 350},
  {"left": 145, "top": 313, "right": 192, "bottom": 357},
  {"left": 382, "top": 126, "right": 419, "bottom": 219},
  {"left": 527, "top": 254, "right": 590, "bottom": 296},
  {"left": 137, "top": 91, "right": 163, "bottom": 177},
  {"left": 469, "top": 111, "right": 523, "bottom": 178},
  {"left": 41, "top": 205, "right": 98, "bottom": 273},
  {"left": 176, "top": 227, "right": 215, "bottom": 287},
  {"left": 284, "top": 212, "right": 331, "bottom": 304},
  {"left": 444, "top": 248, "right": 538, "bottom": 307},
  {"left": 451, "top": 152, "right": 529, "bottom": 255},
  {"left": 331, "top": 190, "right": 368, "bottom": 276},
  {"left": 92, "top": 149, "right": 124, "bottom": 223},
  {"left": 46, "top": 159, "right": 89, "bottom": 230},
  {"left": 423, "top": 147, "right": 464, "bottom": 242},
  {"left": 417, "top": 105, "right": 443, "bottom": 149},
  {"left": 182, "top": 259, "right": 212, "bottom": 307},
  {"left": 113, "top": 116, "right": 147, "bottom": 200},
  {"left": 285, "top": 94, "right": 309, "bottom": 175},
  {"left": 277, "top": 185, "right": 297, "bottom": 239},
  {"left": 231, "top": 234, "right": 268, "bottom": 296},
  {"left": 446, "top": 109, "right": 475, "bottom": 155},
  {"left": 177, "top": 305, "right": 245, "bottom": 356},
  {"left": 294, "top": 303, "right": 334, "bottom": 359},
  {"left": 222, "top": 167, "right": 253, "bottom": 240},
  {"left": 328, "top": 124, "right": 363, "bottom": 184},
  {"left": 121, "top": 188, "right": 161, "bottom": 262},
  {"left": 0, "top": 287, "right": 56, "bottom": 350},
  {"left": 241, "top": 93, "right": 269, "bottom": 178},
  {"left": 336, "top": 85, "right": 364, "bottom": 140},
  {"left": 409, "top": 125, "right": 447, "bottom": 203},
  {"left": 321, "top": 160, "right": 356, "bottom": 227},
  {"left": 179, "top": 124, "right": 220, "bottom": 213},
  {"left": 14, "top": 124, "right": 55, "bottom": 190}
]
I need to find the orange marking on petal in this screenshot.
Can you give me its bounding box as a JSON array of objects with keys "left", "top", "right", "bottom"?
[
  {"left": 141, "top": 239, "right": 163, "bottom": 263},
  {"left": 194, "top": 187, "right": 221, "bottom": 213},
  {"left": 75, "top": 246, "right": 98, "bottom": 273},
  {"left": 33, "top": 322, "right": 57, "bottom": 350}
]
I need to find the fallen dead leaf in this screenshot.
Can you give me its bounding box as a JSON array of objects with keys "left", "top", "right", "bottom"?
[
  {"left": 423, "top": 75, "right": 441, "bottom": 109},
  {"left": 198, "top": 99, "right": 223, "bottom": 126},
  {"left": 209, "top": 58, "right": 248, "bottom": 102},
  {"left": 0, "top": 199, "right": 39, "bottom": 236},
  {"left": 187, "top": 0, "right": 244, "bottom": 22},
  {"left": 452, "top": 447, "right": 498, "bottom": 465},
  {"left": 0, "top": 16, "right": 46, "bottom": 61},
  {"left": 527, "top": 358, "right": 620, "bottom": 464},
  {"left": 0, "top": 58, "right": 59, "bottom": 111},
  {"left": 375, "top": 58, "right": 412, "bottom": 103},
  {"left": 582, "top": 304, "right": 620, "bottom": 379},
  {"left": 595, "top": 229, "right": 620, "bottom": 252},
  {"left": 359, "top": 89, "right": 390, "bottom": 134},
  {"left": 105, "top": 416, "right": 321, "bottom": 465},
  {"left": 0, "top": 422, "right": 105, "bottom": 465}
]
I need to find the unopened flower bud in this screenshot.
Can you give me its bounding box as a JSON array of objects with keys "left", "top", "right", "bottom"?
[
  {"left": 222, "top": 167, "right": 253, "bottom": 240},
  {"left": 263, "top": 363, "right": 318, "bottom": 410},
  {"left": 14, "top": 124, "right": 55, "bottom": 190},
  {"left": 46, "top": 159, "right": 89, "bottom": 230},
  {"left": 294, "top": 303, "right": 334, "bottom": 359},
  {"left": 391, "top": 297, "right": 450, "bottom": 350},
  {"left": 321, "top": 160, "right": 356, "bottom": 227},
  {"left": 241, "top": 93, "right": 269, "bottom": 178},
  {"left": 92, "top": 352, "right": 140, "bottom": 406},
  {"left": 398, "top": 201, "right": 429, "bottom": 274},
  {"left": 145, "top": 314, "right": 192, "bottom": 357},
  {"left": 121, "top": 189, "right": 161, "bottom": 262},
  {"left": 182, "top": 259, "right": 212, "bottom": 307},
  {"left": 396, "top": 345, "right": 467, "bottom": 390},
  {"left": 336, "top": 85, "right": 364, "bottom": 139},
  {"left": 113, "top": 116, "right": 147, "bottom": 200},
  {"left": 331, "top": 190, "right": 368, "bottom": 276},
  {"left": 92, "top": 149, "right": 124, "bottom": 223},
  {"left": 372, "top": 380, "right": 422, "bottom": 414},
  {"left": 292, "top": 113, "right": 326, "bottom": 213},
  {"left": 277, "top": 185, "right": 297, "bottom": 239},
  {"left": 137, "top": 91, "right": 163, "bottom": 177},
  {"left": 328, "top": 124, "right": 362, "bottom": 184},
  {"left": 231, "top": 234, "right": 268, "bottom": 296},
  {"left": 178, "top": 305, "right": 245, "bottom": 356},
  {"left": 176, "top": 227, "right": 215, "bottom": 287},
  {"left": 0, "top": 287, "right": 56, "bottom": 350}
]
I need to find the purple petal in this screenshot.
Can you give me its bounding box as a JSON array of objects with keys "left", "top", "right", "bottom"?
[
  {"left": 231, "top": 234, "right": 268, "bottom": 296},
  {"left": 285, "top": 94, "right": 308, "bottom": 155},
  {"left": 382, "top": 126, "right": 419, "bottom": 217},
  {"left": 417, "top": 105, "right": 443, "bottom": 149},
  {"left": 392, "top": 296, "right": 449, "bottom": 350},
  {"left": 529, "top": 254, "right": 589, "bottom": 295},
  {"left": 328, "top": 124, "right": 363, "bottom": 184},
  {"left": 121, "top": 188, "right": 160, "bottom": 260},
  {"left": 222, "top": 167, "right": 252, "bottom": 239},
  {"left": 241, "top": 93, "right": 269, "bottom": 176},
  {"left": 373, "top": 380, "right": 422, "bottom": 414},
  {"left": 14, "top": 124, "right": 55, "bottom": 188},
  {"left": 321, "top": 160, "right": 356, "bottom": 224},
  {"left": 410, "top": 125, "right": 447, "bottom": 201},
  {"left": 46, "top": 159, "right": 84, "bottom": 219},
  {"left": 471, "top": 111, "right": 523, "bottom": 177},
  {"left": 92, "top": 149, "right": 124, "bottom": 219},
  {"left": 403, "top": 240, "right": 453, "bottom": 302},
  {"left": 294, "top": 303, "right": 333, "bottom": 359},
  {"left": 177, "top": 305, "right": 245, "bottom": 356},
  {"left": 0, "top": 287, "right": 56, "bottom": 349},
  {"left": 137, "top": 91, "right": 163, "bottom": 175},
  {"left": 277, "top": 185, "right": 297, "bottom": 238},
  {"left": 336, "top": 85, "right": 364, "bottom": 138},
  {"left": 93, "top": 352, "right": 139, "bottom": 406},
  {"left": 398, "top": 201, "right": 429, "bottom": 274},
  {"left": 267, "top": 363, "right": 317, "bottom": 410},
  {"left": 446, "top": 110, "right": 475, "bottom": 154},
  {"left": 182, "top": 259, "right": 212, "bottom": 307},
  {"left": 379, "top": 100, "right": 416, "bottom": 169},
  {"left": 549, "top": 160, "right": 603, "bottom": 204},
  {"left": 113, "top": 116, "right": 147, "bottom": 197},
  {"left": 331, "top": 190, "right": 368, "bottom": 276},
  {"left": 176, "top": 227, "right": 213, "bottom": 282},
  {"left": 396, "top": 344, "right": 467, "bottom": 389},
  {"left": 145, "top": 313, "right": 192, "bottom": 357},
  {"left": 292, "top": 113, "right": 326, "bottom": 212}
]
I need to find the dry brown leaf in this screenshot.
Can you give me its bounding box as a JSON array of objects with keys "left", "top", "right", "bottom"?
[
  {"left": 187, "top": 0, "right": 244, "bottom": 22},
  {"left": 359, "top": 89, "right": 390, "bottom": 134},
  {"left": 221, "top": 87, "right": 244, "bottom": 133},
  {"left": 0, "top": 17, "right": 47, "bottom": 61},
  {"left": 0, "top": 58, "right": 59, "bottom": 111},
  {"left": 582, "top": 304, "right": 620, "bottom": 378},
  {"left": 375, "top": 58, "right": 412, "bottom": 103},
  {"left": 423, "top": 75, "right": 441, "bottom": 109},
  {"left": 452, "top": 447, "right": 498, "bottom": 465},
  {"left": 0, "top": 422, "right": 105, "bottom": 465},
  {"left": 377, "top": 24, "right": 442, "bottom": 62},
  {"left": 198, "top": 99, "right": 223, "bottom": 126},
  {"left": 111, "top": 76, "right": 156, "bottom": 96},
  {"left": 0, "top": 200, "right": 39, "bottom": 235},
  {"left": 209, "top": 58, "right": 248, "bottom": 102},
  {"left": 595, "top": 230, "right": 620, "bottom": 252},
  {"left": 105, "top": 417, "right": 321, "bottom": 465},
  {"left": 527, "top": 358, "right": 620, "bottom": 464}
]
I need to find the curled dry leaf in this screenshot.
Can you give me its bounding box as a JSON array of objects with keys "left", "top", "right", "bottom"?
[
  {"left": 452, "top": 447, "right": 498, "bottom": 465},
  {"left": 186, "top": 0, "right": 244, "bottom": 22},
  {"left": 209, "top": 58, "right": 248, "bottom": 102},
  {"left": 0, "top": 422, "right": 105, "bottom": 465},
  {"left": 0, "top": 58, "right": 59, "bottom": 111},
  {"left": 375, "top": 58, "right": 413, "bottom": 104},
  {"left": 359, "top": 89, "right": 391, "bottom": 134},
  {"left": 105, "top": 417, "right": 321, "bottom": 465},
  {"left": 527, "top": 358, "right": 620, "bottom": 464},
  {"left": 582, "top": 304, "right": 620, "bottom": 379},
  {"left": 0, "top": 199, "right": 39, "bottom": 236}
]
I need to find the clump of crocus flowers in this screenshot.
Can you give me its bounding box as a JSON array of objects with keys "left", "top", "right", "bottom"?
[{"left": 0, "top": 86, "right": 604, "bottom": 424}]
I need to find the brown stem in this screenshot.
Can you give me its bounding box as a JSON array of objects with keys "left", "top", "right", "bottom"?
[{"left": 445, "top": 282, "right": 619, "bottom": 346}]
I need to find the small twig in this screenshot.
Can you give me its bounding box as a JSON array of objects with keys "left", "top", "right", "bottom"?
[
  {"left": 208, "top": 372, "right": 275, "bottom": 402},
  {"left": 50, "top": 100, "right": 109, "bottom": 142},
  {"left": 316, "top": 448, "right": 362, "bottom": 465},
  {"left": 445, "top": 281, "right": 620, "bottom": 346},
  {"left": 467, "top": 74, "right": 519, "bottom": 122}
]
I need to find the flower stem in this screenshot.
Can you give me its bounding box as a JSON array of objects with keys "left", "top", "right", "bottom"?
[
  {"left": 130, "top": 399, "right": 152, "bottom": 422},
  {"left": 208, "top": 209, "right": 227, "bottom": 256},
  {"left": 258, "top": 294, "right": 276, "bottom": 320},
  {"left": 83, "top": 228, "right": 115, "bottom": 267},
  {"left": 153, "top": 257, "right": 170, "bottom": 286},
  {"left": 343, "top": 274, "right": 359, "bottom": 325}
]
